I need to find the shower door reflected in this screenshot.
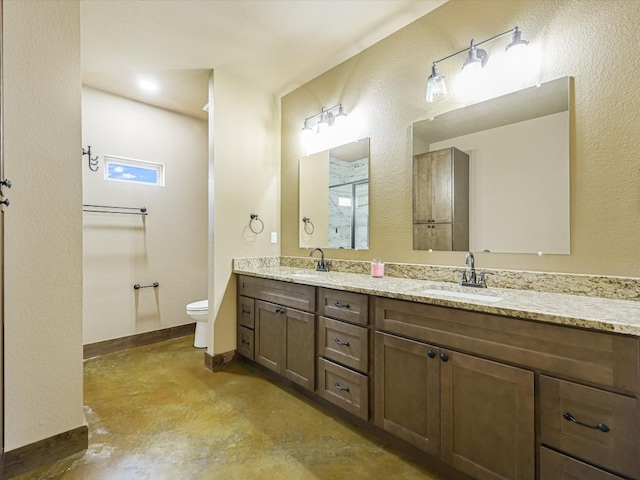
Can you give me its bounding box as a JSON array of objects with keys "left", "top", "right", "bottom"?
[{"left": 328, "top": 181, "right": 369, "bottom": 249}]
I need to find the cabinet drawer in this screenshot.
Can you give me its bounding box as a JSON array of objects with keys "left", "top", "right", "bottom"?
[
  {"left": 318, "top": 316, "right": 368, "bottom": 373},
  {"left": 237, "top": 326, "right": 254, "bottom": 360},
  {"left": 238, "top": 295, "right": 254, "bottom": 329},
  {"left": 238, "top": 275, "right": 315, "bottom": 312},
  {"left": 317, "top": 358, "right": 368, "bottom": 420},
  {"left": 539, "top": 375, "right": 639, "bottom": 478},
  {"left": 540, "top": 447, "right": 625, "bottom": 480},
  {"left": 318, "top": 288, "right": 368, "bottom": 326}
]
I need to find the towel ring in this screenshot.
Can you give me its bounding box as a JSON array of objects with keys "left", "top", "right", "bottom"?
[
  {"left": 250, "top": 213, "right": 264, "bottom": 234},
  {"left": 302, "top": 216, "right": 315, "bottom": 234}
]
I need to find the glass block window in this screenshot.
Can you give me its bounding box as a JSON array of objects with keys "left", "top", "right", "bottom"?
[{"left": 104, "top": 156, "right": 164, "bottom": 186}]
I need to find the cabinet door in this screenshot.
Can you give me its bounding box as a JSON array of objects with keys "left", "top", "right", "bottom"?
[
  {"left": 432, "top": 223, "right": 453, "bottom": 251},
  {"left": 413, "top": 152, "right": 433, "bottom": 224},
  {"left": 254, "top": 300, "right": 284, "bottom": 374},
  {"left": 413, "top": 223, "right": 453, "bottom": 251},
  {"left": 429, "top": 149, "right": 453, "bottom": 224},
  {"left": 283, "top": 307, "right": 315, "bottom": 390},
  {"left": 374, "top": 332, "right": 440, "bottom": 457},
  {"left": 440, "top": 350, "right": 535, "bottom": 480}
]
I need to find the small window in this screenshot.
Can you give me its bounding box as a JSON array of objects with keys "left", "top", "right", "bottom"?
[{"left": 104, "top": 156, "right": 164, "bottom": 186}]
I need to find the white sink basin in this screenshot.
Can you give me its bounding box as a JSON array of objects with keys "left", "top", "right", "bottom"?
[{"left": 420, "top": 289, "right": 503, "bottom": 303}]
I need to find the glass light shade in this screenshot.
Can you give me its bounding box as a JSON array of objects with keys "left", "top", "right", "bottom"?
[
  {"left": 506, "top": 27, "right": 529, "bottom": 55},
  {"left": 333, "top": 105, "right": 348, "bottom": 129},
  {"left": 317, "top": 112, "right": 330, "bottom": 133},
  {"left": 426, "top": 64, "right": 447, "bottom": 103},
  {"left": 462, "top": 45, "right": 488, "bottom": 71},
  {"left": 300, "top": 121, "right": 314, "bottom": 147}
]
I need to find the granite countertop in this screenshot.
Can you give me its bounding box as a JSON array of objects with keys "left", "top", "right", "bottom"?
[{"left": 233, "top": 264, "right": 640, "bottom": 337}]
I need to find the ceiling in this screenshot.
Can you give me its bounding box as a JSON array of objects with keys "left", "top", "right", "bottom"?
[{"left": 80, "top": 0, "right": 446, "bottom": 120}]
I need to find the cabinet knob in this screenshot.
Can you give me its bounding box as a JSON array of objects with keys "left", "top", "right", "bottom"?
[
  {"left": 427, "top": 350, "right": 436, "bottom": 358},
  {"left": 440, "top": 353, "right": 449, "bottom": 362}
]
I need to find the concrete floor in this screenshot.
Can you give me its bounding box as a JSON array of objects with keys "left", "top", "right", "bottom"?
[{"left": 15, "top": 335, "right": 445, "bottom": 479}]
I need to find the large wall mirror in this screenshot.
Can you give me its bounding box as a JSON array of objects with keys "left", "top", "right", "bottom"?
[
  {"left": 299, "top": 138, "right": 369, "bottom": 250},
  {"left": 412, "top": 76, "right": 571, "bottom": 254}
]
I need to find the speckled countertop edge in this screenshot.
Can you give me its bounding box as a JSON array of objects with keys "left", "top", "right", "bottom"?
[{"left": 233, "top": 258, "right": 640, "bottom": 337}]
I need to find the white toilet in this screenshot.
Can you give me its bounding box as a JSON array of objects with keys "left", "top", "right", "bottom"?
[{"left": 186, "top": 300, "right": 209, "bottom": 348}]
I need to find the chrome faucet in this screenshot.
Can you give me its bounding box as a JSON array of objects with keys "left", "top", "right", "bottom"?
[
  {"left": 460, "top": 251, "right": 487, "bottom": 288},
  {"left": 465, "top": 251, "right": 476, "bottom": 283},
  {"left": 309, "top": 248, "right": 330, "bottom": 272}
]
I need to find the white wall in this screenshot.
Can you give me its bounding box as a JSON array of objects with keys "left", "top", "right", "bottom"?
[
  {"left": 82, "top": 87, "right": 209, "bottom": 344},
  {"left": 430, "top": 112, "right": 570, "bottom": 254},
  {"left": 3, "top": 0, "right": 84, "bottom": 450},
  {"left": 209, "top": 70, "right": 281, "bottom": 355}
]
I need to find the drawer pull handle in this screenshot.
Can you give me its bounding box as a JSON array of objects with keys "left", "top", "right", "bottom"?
[
  {"left": 241, "top": 340, "right": 250, "bottom": 346},
  {"left": 334, "top": 301, "right": 351, "bottom": 309},
  {"left": 334, "top": 338, "right": 351, "bottom": 347},
  {"left": 242, "top": 309, "right": 251, "bottom": 315},
  {"left": 334, "top": 382, "right": 350, "bottom": 392},
  {"left": 562, "top": 412, "right": 610, "bottom": 433}
]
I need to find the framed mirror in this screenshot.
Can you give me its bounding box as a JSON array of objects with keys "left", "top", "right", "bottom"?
[
  {"left": 299, "top": 138, "right": 369, "bottom": 250},
  {"left": 412, "top": 76, "right": 570, "bottom": 254}
]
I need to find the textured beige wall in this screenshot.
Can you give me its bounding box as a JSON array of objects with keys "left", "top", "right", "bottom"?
[
  {"left": 82, "top": 87, "right": 208, "bottom": 344},
  {"left": 210, "top": 70, "right": 281, "bottom": 355},
  {"left": 282, "top": 0, "right": 640, "bottom": 277},
  {"left": 3, "top": 0, "right": 84, "bottom": 449}
]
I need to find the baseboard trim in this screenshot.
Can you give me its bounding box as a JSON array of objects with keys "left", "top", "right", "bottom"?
[
  {"left": 83, "top": 323, "right": 196, "bottom": 359},
  {"left": 3, "top": 425, "right": 88, "bottom": 479},
  {"left": 204, "top": 350, "right": 236, "bottom": 372}
]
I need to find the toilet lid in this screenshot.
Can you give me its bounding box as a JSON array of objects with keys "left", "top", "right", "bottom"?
[{"left": 187, "top": 300, "right": 208, "bottom": 312}]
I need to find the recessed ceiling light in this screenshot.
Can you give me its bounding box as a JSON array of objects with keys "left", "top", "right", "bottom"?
[{"left": 138, "top": 78, "right": 160, "bottom": 93}]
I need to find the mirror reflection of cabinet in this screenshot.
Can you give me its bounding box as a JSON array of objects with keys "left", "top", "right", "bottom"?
[
  {"left": 413, "top": 147, "right": 469, "bottom": 251},
  {"left": 412, "top": 77, "right": 570, "bottom": 254}
]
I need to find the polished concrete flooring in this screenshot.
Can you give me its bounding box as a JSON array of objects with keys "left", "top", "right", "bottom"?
[{"left": 15, "top": 335, "right": 445, "bottom": 479}]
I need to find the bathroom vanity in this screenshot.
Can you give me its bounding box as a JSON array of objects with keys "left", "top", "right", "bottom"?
[{"left": 234, "top": 261, "right": 640, "bottom": 480}]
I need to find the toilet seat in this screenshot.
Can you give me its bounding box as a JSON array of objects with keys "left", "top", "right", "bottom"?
[{"left": 187, "top": 300, "right": 208, "bottom": 312}]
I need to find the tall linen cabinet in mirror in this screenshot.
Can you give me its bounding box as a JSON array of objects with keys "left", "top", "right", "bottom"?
[
  {"left": 299, "top": 138, "right": 370, "bottom": 250},
  {"left": 413, "top": 147, "right": 469, "bottom": 251}
]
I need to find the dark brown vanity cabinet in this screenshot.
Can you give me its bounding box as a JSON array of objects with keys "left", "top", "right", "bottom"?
[
  {"left": 237, "top": 275, "right": 640, "bottom": 480},
  {"left": 374, "top": 296, "right": 640, "bottom": 480},
  {"left": 316, "top": 288, "right": 369, "bottom": 420},
  {"left": 375, "top": 332, "right": 535, "bottom": 480},
  {"left": 413, "top": 147, "right": 469, "bottom": 251},
  {"left": 237, "top": 275, "right": 316, "bottom": 391}
]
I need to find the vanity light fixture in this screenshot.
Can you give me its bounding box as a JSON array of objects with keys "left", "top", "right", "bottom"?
[
  {"left": 426, "top": 26, "right": 529, "bottom": 103},
  {"left": 300, "top": 104, "right": 347, "bottom": 146}
]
